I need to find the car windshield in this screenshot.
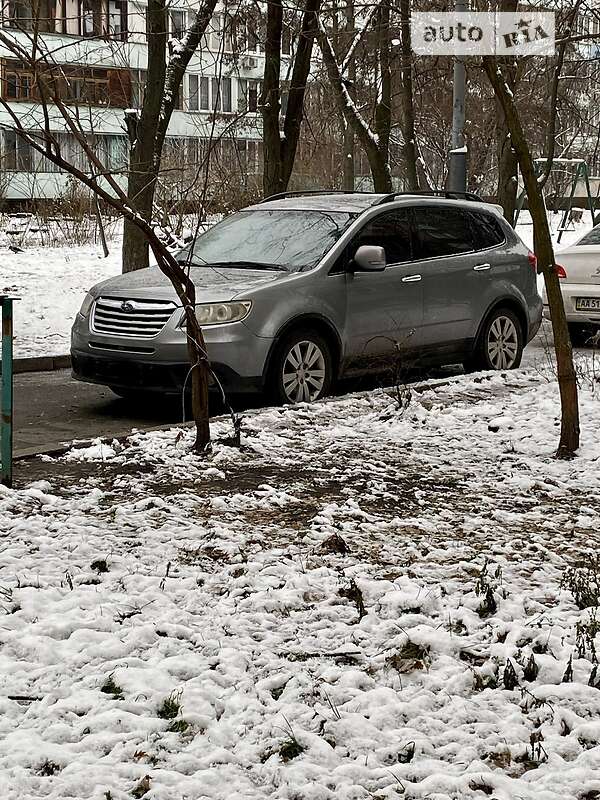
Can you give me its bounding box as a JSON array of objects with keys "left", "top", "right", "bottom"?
[
  {"left": 179, "top": 209, "right": 356, "bottom": 272},
  {"left": 577, "top": 226, "right": 600, "bottom": 245}
]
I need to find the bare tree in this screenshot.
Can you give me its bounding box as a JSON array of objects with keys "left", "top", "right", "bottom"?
[
  {"left": 398, "top": 0, "right": 418, "bottom": 191},
  {"left": 122, "top": 0, "right": 218, "bottom": 273},
  {"left": 261, "top": 0, "right": 321, "bottom": 197},
  {"left": 483, "top": 57, "right": 580, "bottom": 458},
  {"left": 318, "top": 2, "right": 393, "bottom": 193},
  {"left": 0, "top": 29, "right": 212, "bottom": 451}
]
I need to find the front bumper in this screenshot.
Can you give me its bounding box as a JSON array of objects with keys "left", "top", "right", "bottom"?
[{"left": 71, "top": 310, "right": 272, "bottom": 394}]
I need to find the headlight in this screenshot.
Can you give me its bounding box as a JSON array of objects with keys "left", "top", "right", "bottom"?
[
  {"left": 79, "top": 292, "right": 95, "bottom": 317},
  {"left": 180, "top": 301, "right": 252, "bottom": 327}
]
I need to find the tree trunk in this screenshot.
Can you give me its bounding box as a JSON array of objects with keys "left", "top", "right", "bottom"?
[
  {"left": 342, "top": 0, "right": 355, "bottom": 191},
  {"left": 318, "top": 30, "right": 393, "bottom": 193},
  {"left": 261, "top": 0, "right": 321, "bottom": 198},
  {"left": 399, "top": 0, "right": 418, "bottom": 191},
  {"left": 261, "top": 0, "right": 284, "bottom": 197},
  {"left": 122, "top": 175, "right": 159, "bottom": 272},
  {"left": 374, "top": 3, "right": 392, "bottom": 173},
  {"left": 122, "top": 0, "right": 167, "bottom": 273},
  {"left": 496, "top": 107, "right": 519, "bottom": 224},
  {"left": 495, "top": 0, "right": 518, "bottom": 223},
  {"left": 122, "top": 0, "right": 217, "bottom": 272},
  {"left": 150, "top": 244, "right": 211, "bottom": 452},
  {"left": 484, "top": 58, "right": 580, "bottom": 459},
  {"left": 343, "top": 122, "right": 355, "bottom": 191}
]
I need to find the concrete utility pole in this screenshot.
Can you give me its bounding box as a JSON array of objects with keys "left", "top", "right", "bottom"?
[{"left": 448, "top": 0, "right": 467, "bottom": 192}]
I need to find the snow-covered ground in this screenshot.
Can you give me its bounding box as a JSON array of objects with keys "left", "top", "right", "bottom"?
[
  {"left": 1, "top": 241, "right": 121, "bottom": 359},
  {"left": 1, "top": 362, "right": 600, "bottom": 799},
  {"left": 0, "top": 210, "right": 595, "bottom": 360}
]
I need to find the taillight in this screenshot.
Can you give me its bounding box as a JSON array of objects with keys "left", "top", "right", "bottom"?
[
  {"left": 528, "top": 251, "right": 537, "bottom": 272},
  {"left": 556, "top": 264, "right": 567, "bottom": 279}
]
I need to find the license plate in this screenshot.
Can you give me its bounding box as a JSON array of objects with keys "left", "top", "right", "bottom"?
[{"left": 576, "top": 297, "right": 600, "bottom": 311}]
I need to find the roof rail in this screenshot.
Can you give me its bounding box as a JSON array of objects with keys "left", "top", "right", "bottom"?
[
  {"left": 258, "top": 189, "right": 486, "bottom": 207},
  {"left": 375, "top": 190, "right": 485, "bottom": 205},
  {"left": 259, "top": 190, "right": 379, "bottom": 203}
]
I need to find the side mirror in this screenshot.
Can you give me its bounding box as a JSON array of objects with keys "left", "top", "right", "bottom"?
[{"left": 352, "top": 245, "right": 386, "bottom": 272}]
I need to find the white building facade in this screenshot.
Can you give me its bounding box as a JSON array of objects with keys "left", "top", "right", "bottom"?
[{"left": 0, "top": 0, "right": 276, "bottom": 202}]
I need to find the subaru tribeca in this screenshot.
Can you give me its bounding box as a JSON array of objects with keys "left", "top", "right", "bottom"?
[{"left": 71, "top": 191, "right": 542, "bottom": 404}]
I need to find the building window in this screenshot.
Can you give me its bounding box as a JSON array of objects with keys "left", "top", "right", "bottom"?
[
  {"left": 211, "top": 77, "right": 221, "bottom": 111},
  {"left": 238, "top": 78, "right": 260, "bottom": 113},
  {"left": 282, "top": 25, "right": 291, "bottom": 55},
  {"left": 7, "top": 0, "right": 54, "bottom": 32},
  {"left": 221, "top": 77, "right": 231, "bottom": 112},
  {"left": 188, "top": 74, "right": 198, "bottom": 111},
  {"left": 222, "top": 13, "right": 234, "bottom": 51},
  {"left": 1, "top": 60, "right": 131, "bottom": 108},
  {"left": 199, "top": 75, "right": 209, "bottom": 109},
  {"left": 4, "top": 64, "right": 34, "bottom": 100},
  {"left": 210, "top": 14, "right": 220, "bottom": 51},
  {"left": 2, "top": 129, "right": 33, "bottom": 171},
  {"left": 79, "top": 0, "right": 102, "bottom": 36},
  {"left": 209, "top": 78, "right": 231, "bottom": 112},
  {"left": 188, "top": 74, "right": 209, "bottom": 111},
  {"left": 132, "top": 68, "right": 147, "bottom": 107},
  {"left": 246, "top": 10, "right": 263, "bottom": 52},
  {"left": 108, "top": 0, "right": 128, "bottom": 41},
  {"left": 170, "top": 8, "right": 186, "bottom": 38},
  {"left": 52, "top": 0, "right": 67, "bottom": 33}
]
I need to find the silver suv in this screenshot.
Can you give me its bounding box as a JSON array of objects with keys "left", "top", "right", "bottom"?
[{"left": 71, "top": 191, "right": 542, "bottom": 403}]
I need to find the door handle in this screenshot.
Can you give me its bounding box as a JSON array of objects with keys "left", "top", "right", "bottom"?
[
  {"left": 473, "top": 263, "right": 491, "bottom": 271},
  {"left": 402, "top": 274, "right": 422, "bottom": 283}
]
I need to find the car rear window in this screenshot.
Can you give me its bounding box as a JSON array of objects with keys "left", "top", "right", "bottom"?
[
  {"left": 467, "top": 211, "right": 506, "bottom": 249},
  {"left": 577, "top": 226, "right": 600, "bottom": 245},
  {"left": 413, "top": 206, "right": 474, "bottom": 259}
]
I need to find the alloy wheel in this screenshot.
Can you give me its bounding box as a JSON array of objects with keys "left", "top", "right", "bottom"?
[
  {"left": 281, "top": 340, "right": 326, "bottom": 403},
  {"left": 486, "top": 315, "right": 519, "bottom": 369}
]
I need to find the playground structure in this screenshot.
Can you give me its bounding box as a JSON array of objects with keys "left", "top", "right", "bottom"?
[{"left": 514, "top": 159, "right": 599, "bottom": 242}]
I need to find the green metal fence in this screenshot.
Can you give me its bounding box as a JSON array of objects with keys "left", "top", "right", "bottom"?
[{"left": 1, "top": 297, "right": 14, "bottom": 488}]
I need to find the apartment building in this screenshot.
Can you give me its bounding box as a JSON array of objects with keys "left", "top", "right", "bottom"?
[{"left": 0, "top": 0, "right": 279, "bottom": 203}]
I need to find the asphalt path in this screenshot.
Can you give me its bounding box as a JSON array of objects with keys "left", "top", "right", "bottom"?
[{"left": 12, "top": 323, "right": 558, "bottom": 458}]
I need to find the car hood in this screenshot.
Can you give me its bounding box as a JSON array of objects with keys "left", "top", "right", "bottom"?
[{"left": 91, "top": 265, "right": 288, "bottom": 303}]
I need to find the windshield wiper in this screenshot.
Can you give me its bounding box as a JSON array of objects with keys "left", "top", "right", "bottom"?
[
  {"left": 176, "top": 257, "right": 206, "bottom": 268},
  {"left": 209, "top": 261, "right": 288, "bottom": 272}
]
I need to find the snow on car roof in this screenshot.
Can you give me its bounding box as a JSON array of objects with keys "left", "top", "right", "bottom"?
[{"left": 247, "top": 193, "right": 388, "bottom": 213}]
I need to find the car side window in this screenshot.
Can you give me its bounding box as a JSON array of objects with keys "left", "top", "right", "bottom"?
[
  {"left": 413, "top": 206, "right": 474, "bottom": 259},
  {"left": 467, "top": 211, "right": 505, "bottom": 249},
  {"left": 351, "top": 209, "right": 413, "bottom": 266}
]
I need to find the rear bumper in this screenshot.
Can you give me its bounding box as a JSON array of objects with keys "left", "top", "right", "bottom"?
[{"left": 542, "top": 283, "right": 600, "bottom": 326}]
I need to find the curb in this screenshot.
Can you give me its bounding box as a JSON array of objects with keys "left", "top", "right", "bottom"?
[
  {"left": 14, "top": 418, "right": 195, "bottom": 461},
  {"left": 13, "top": 372, "right": 471, "bottom": 463},
  {"left": 1, "top": 355, "right": 72, "bottom": 375}
]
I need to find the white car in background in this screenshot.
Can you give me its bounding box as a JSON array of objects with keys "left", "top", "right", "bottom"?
[{"left": 544, "top": 225, "right": 600, "bottom": 345}]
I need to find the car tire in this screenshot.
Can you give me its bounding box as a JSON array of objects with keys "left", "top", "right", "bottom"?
[
  {"left": 268, "top": 329, "right": 333, "bottom": 405},
  {"left": 568, "top": 323, "right": 598, "bottom": 347},
  {"left": 465, "top": 307, "right": 524, "bottom": 372}
]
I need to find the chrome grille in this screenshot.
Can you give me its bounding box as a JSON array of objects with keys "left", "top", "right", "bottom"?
[{"left": 91, "top": 297, "right": 177, "bottom": 339}]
